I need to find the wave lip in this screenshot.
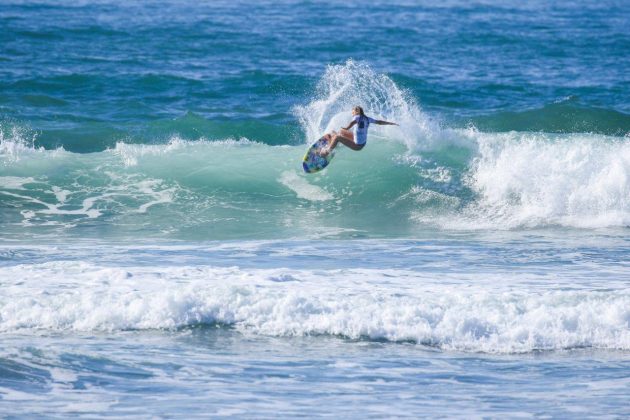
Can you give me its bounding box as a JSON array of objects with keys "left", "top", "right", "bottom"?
[
  {"left": 1, "top": 262, "right": 628, "bottom": 354},
  {"left": 463, "top": 131, "right": 630, "bottom": 229}
]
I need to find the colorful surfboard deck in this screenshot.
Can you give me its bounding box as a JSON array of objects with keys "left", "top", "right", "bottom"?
[{"left": 302, "top": 134, "right": 335, "bottom": 173}]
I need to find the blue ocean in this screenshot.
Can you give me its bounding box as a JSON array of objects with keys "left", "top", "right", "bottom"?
[{"left": 1, "top": 0, "right": 630, "bottom": 417}]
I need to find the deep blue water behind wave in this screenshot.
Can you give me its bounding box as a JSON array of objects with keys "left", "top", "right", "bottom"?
[{"left": 1, "top": 0, "right": 629, "bottom": 151}]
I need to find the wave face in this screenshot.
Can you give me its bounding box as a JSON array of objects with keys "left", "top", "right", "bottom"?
[{"left": 2, "top": 62, "right": 630, "bottom": 240}]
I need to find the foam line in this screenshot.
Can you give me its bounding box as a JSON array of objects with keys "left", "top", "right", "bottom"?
[{"left": 1, "top": 262, "right": 628, "bottom": 353}]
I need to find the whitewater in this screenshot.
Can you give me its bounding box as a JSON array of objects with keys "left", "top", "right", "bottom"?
[{"left": 2, "top": 0, "right": 630, "bottom": 417}]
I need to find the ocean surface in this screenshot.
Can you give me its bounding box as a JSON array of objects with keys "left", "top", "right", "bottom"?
[{"left": 1, "top": 0, "right": 630, "bottom": 417}]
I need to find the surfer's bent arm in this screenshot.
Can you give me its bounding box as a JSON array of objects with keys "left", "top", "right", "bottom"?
[{"left": 342, "top": 120, "right": 357, "bottom": 131}]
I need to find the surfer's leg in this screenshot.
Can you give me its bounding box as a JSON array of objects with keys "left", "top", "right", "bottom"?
[
  {"left": 336, "top": 136, "right": 364, "bottom": 151},
  {"left": 320, "top": 132, "right": 339, "bottom": 156},
  {"left": 339, "top": 129, "right": 354, "bottom": 142},
  {"left": 322, "top": 132, "right": 362, "bottom": 156}
]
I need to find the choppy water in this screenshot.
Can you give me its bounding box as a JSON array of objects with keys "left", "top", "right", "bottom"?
[{"left": 1, "top": 0, "right": 629, "bottom": 417}]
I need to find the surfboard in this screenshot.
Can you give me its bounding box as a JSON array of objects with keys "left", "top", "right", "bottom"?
[{"left": 302, "top": 134, "right": 335, "bottom": 173}]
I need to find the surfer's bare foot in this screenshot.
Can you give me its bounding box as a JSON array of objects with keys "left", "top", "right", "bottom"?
[{"left": 319, "top": 147, "right": 330, "bottom": 157}]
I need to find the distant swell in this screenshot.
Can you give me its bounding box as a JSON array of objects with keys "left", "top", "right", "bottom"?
[
  {"left": 467, "top": 100, "right": 630, "bottom": 136},
  {"left": 0, "top": 112, "right": 300, "bottom": 153}
]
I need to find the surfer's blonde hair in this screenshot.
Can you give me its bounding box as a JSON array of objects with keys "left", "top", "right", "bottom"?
[{"left": 352, "top": 106, "right": 365, "bottom": 116}]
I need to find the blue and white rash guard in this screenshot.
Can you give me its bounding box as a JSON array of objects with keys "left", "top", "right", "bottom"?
[{"left": 353, "top": 115, "right": 376, "bottom": 145}]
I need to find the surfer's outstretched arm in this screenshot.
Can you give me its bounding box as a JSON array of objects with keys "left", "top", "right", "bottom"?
[{"left": 374, "top": 120, "right": 398, "bottom": 126}]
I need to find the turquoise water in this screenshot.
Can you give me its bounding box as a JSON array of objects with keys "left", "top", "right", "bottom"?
[{"left": 1, "top": 0, "right": 630, "bottom": 417}]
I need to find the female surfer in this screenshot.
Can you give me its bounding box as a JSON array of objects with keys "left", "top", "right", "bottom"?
[{"left": 320, "top": 106, "right": 397, "bottom": 156}]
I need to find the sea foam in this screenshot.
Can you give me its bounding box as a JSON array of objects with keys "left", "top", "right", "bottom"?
[{"left": 1, "top": 261, "right": 628, "bottom": 354}]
